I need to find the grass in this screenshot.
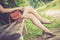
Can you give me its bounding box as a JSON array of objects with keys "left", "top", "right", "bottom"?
[
  {"left": 24, "top": 1, "right": 60, "bottom": 38},
  {"left": 24, "top": 19, "right": 42, "bottom": 40},
  {"left": 24, "top": 12, "right": 60, "bottom": 40}
]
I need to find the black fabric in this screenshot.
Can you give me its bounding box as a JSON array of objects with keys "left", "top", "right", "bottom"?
[
  {"left": 0, "top": 1, "right": 14, "bottom": 25},
  {"left": 0, "top": 0, "right": 10, "bottom": 8},
  {"left": 0, "top": 1, "right": 22, "bottom": 40},
  {"left": 0, "top": 13, "right": 14, "bottom": 25},
  {"left": 1, "top": 33, "right": 21, "bottom": 40},
  {"left": 0, "top": 1, "right": 23, "bottom": 25}
]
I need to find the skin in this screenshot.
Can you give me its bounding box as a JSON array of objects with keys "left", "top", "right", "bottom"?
[
  {"left": 0, "top": 5, "right": 54, "bottom": 40},
  {"left": 23, "top": 6, "right": 53, "bottom": 33},
  {"left": 0, "top": 5, "right": 24, "bottom": 13}
]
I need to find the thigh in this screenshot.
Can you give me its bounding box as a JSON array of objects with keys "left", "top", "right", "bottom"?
[{"left": 23, "top": 13, "right": 37, "bottom": 20}]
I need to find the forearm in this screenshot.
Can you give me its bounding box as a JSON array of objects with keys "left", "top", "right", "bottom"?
[
  {"left": 1, "top": 7, "right": 24, "bottom": 13},
  {"left": 2, "top": 7, "right": 19, "bottom": 13}
]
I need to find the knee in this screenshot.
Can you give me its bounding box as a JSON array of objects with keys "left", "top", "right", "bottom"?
[
  {"left": 24, "top": 6, "right": 33, "bottom": 10},
  {"left": 26, "top": 14, "right": 35, "bottom": 19},
  {"left": 25, "top": 6, "right": 32, "bottom": 8}
]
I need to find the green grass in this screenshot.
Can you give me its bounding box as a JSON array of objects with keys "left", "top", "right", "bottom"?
[
  {"left": 24, "top": 19, "right": 42, "bottom": 40},
  {"left": 24, "top": 1, "right": 60, "bottom": 40},
  {"left": 24, "top": 12, "right": 60, "bottom": 40}
]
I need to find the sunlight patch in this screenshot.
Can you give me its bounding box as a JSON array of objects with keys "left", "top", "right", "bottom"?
[{"left": 44, "top": 10, "right": 60, "bottom": 16}]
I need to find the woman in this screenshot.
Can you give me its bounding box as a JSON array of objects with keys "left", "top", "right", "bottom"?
[{"left": 0, "top": 1, "right": 55, "bottom": 40}]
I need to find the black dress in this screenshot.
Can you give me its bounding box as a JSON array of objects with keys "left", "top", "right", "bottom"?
[
  {"left": 0, "top": 1, "right": 15, "bottom": 25},
  {"left": 0, "top": 1, "right": 21, "bottom": 40}
]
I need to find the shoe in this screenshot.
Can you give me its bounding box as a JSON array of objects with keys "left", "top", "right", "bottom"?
[{"left": 45, "top": 32, "right": 56, "bottom": 39}]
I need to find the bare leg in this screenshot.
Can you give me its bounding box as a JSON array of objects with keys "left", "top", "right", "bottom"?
[
  {"left": 24, "top": 6, "right": 51, "bottom": 24},
  {"left": 23, "top": 13, "right": 53, "bottom": 34}
]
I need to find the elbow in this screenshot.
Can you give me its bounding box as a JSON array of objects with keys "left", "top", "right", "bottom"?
[
  {"left": 0, "top": 8, "right": 9, "bottom": 13},
  {"left": 0, "top": 8, "right": 5, "bottom": 13}
]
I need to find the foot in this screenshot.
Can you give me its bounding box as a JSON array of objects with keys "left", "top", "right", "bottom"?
[
  {"left": 45, "top": 32, "right": 56, "bottom": 39},
  {"left": 42, "top": 20, "right": 52, "bottom": 24},
  {"left": 42, "top": 18, "right": 55, "bottom": 24},
  {"left": 49, "top": 18, "right": 55, "bottom": 23}
]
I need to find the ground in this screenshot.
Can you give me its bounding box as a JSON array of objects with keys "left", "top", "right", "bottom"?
[
  {"left": 29, "top": 27, "right": 60, "bottom": 40},
  {"left": 28, "top": 10, "right": 60, "bottom": 40}
]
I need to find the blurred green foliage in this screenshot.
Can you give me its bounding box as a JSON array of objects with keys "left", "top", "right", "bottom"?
[{"left": 2, "top": 0, "right": 53, "bottom": 8}]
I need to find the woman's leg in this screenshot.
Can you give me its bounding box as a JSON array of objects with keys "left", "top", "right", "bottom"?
[
  {"left": 23, "top": 13, "right": 53, "bottom": 34},
  {"left": 24, "top": 6, "right": 52, "bottom": 24}
]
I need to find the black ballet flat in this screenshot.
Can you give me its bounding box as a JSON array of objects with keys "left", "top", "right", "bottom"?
[{"left": 45, "top": 32, "right": 56, "bottom": 39}]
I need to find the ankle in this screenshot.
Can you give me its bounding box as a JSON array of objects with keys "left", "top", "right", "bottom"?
[{"left": 44, "top": 31, "right": 54, "bottom": 34}]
